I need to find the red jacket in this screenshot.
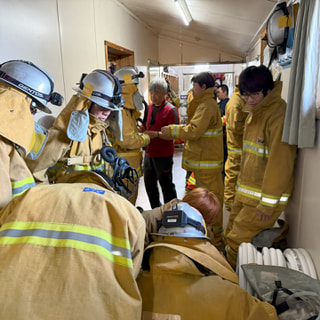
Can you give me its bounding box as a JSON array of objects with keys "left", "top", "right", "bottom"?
[{"left": 144, "top": 99, "right": 179, "bottom": 158}]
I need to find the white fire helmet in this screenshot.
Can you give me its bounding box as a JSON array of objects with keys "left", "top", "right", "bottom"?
[
  {"left": 266, "top": 2, "right": 290, "bottom": 54},
  {"left": 0, "top": 60, "right": 63, "bottom": 114},
  {"left": 114, "top": 66, "right": 144, "bottom": 86},
  {"left": 154, "top": 202, "right": 209, "bottom": 240},
  {"left": 73, "top": 69, "right": 124, "bottom": 111}
]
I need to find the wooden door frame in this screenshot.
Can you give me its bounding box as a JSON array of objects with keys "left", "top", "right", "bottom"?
[{"left": 104, "top": 41, "right": 134, "bottom": 69}]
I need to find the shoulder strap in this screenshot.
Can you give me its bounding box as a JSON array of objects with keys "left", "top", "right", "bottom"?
[
  {"left": 144, "top": 242, "right": 238, "bottom": 283},
  {"left": 140, "top": 99, "right": 149, "bottom": 125}
]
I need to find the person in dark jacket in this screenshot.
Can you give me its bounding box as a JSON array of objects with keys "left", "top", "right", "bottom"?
[{"left": 217, "top": 84, "right": 229, "bottom": 181}]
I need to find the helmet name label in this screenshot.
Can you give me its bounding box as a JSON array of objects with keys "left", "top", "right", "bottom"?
[{"left": 18, "top": 83, "right": 45, "bottom": 99}]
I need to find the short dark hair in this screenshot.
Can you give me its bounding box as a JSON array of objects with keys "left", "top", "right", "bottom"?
[
  {"left": 239, "top": 65, "right": 274, "bottom": 97},
  {"left": 217, "top": 84, "right": 228, "bottom": 95},
  {"left": 191, "top": 72, "right": 216, "bottom": 89}
]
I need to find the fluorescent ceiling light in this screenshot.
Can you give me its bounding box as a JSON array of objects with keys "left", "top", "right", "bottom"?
[{"left": 174, "top": 0, "right": 192, "bottom": 26}]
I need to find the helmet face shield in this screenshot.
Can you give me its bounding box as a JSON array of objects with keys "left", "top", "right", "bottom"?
[
  {"left": 73, "top": 70, "right": 124, "bottom": 111},
  {"left": 0, "top": 60, "right": 63, "bottom": 114}
]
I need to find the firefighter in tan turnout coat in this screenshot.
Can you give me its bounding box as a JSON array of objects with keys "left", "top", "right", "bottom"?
[
  {"left": 225, "top": 66, "right": 297, "bottom": 268},
  {"left": 0, "top": 59, "right": 62, "bottom": 209},
  {"left": 0, "top": 171, "right": 145, "bottom": 320},
  {"left": 27, "top": 69, "right": 124, "bottom": 185},
  {"left": 113, "top": 66, "right": 150, "bottom": 204},
  {"left": 224, "top": 86, "right": 248, "bottom": 210},
  {"left": 138, "top": 202, "right": 277, "bottom": 320},
  {"left": 161, "top": 72, "right": 224, "bottom": 249}
]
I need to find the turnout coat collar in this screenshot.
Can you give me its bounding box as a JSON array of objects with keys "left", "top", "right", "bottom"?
[{"left": 187, "top": 88, "right": 215, "bottom": 121}]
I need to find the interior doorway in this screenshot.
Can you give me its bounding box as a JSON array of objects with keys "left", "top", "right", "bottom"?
[{"left": 104, "top": 41, "right": 134, "bottom": 70}]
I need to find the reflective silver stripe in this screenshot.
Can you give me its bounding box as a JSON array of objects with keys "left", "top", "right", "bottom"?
[
  {"left": 183, "top": 159, "right": 223, "bottom": 169},
  {"left": 237, "top": 184, "right": 290, "bottom": 206},
  {"left": 237, "top": 185, "right": 261, "bottom": 199},
  {"left": 261, "top": 194, "right": 290, "bottom": 205},
  {"left": 243, "top": 142, "right": 269, "bottom": 156},
  {"left": 227, "top": 147, "right": 242, "bottom": 154},
  {"left": 0, "top": 221, "right": 133, "bottom": 268},
  {"left": 202, "top": 128, "right": 222, "bottom": 137},
  {"left": 280, "top": 195, "right": 289, "bottom": 202},
  {"left": 261, "top": 197, "right": 279, "bottom": 205},
  {"left": 172, "top": 125, "right": 179, "bottom": 137}
]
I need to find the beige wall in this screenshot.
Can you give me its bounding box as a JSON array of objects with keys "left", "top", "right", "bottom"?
[
  {"left": 1, "top": 0, "right": 65, "bottom": 118},
  {"left": 0, "top": 0, "right": 159, "bottom": 117},
  {"left": 246, "top": 39, "right": 261, "bottom": 63},
  {"left": 285, "top": 126, "right": 320, "bottom": 276}
]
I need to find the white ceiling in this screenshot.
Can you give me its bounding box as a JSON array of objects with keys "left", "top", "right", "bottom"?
[{"left": 116, "top": 0, "right": 278, "bottom": 60}]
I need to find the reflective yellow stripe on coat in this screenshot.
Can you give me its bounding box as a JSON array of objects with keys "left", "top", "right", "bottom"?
[
  {"left": 0, "top": 221, "right": 133, "bottom": 268},
  {"left": 202, "top": 128, "right": 223, "bottom": 137},
  {"left": 227, "top": 146, "right": 242, "bottom": 155},
  {"left": 172, "top": 125, "right": 222, "bottom": 138},
  {"left": 236, "top": 183, "right": 290, "bottom": 207},
  {"left": 182, "top": 159, "right": 223, "bottom": 170},
  {"left": 11, "top": 177, "right": 36, "bottom": 198},
  {"left": 179, "top": 128, "right": 224, "bottom": 170},
  {"left": 243, "top": 140, "right": 269, "bottom": 157}
]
